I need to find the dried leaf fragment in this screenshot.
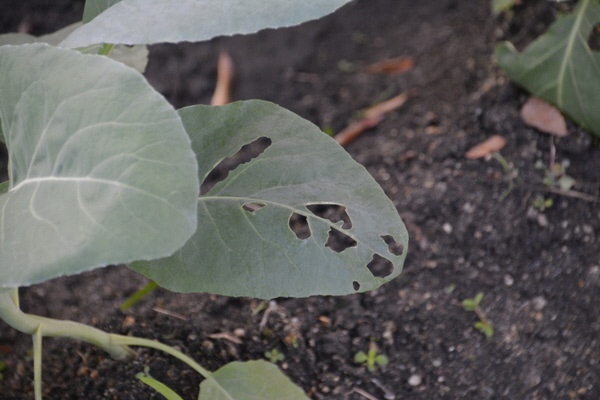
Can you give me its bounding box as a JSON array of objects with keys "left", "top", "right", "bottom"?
[
  {"left": 521, "top": 97, "right": 567, "bottom": 137},
  {"left": 465, "top": 135, "right": 507, "bottom": 159},
  {"left": 364, "top": 56, "right": 415, "bottom": 75},
  {"left": 335, "top": 91, "right": 414, "bottom": 147},
  {"left": 210, "top": 50, "right": 234, "bottom": 106},
  {"left": 208, "top": 331, "right": 243, "bottom": 344}
]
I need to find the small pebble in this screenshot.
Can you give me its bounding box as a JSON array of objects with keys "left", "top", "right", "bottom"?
[
  {"left": 537, "top": 214, "right": 549, "bottom": 227},
  {"left": 442, "top": 223, "right": 453, "bottom": 234},
  {"left": 532, "top": 296, "right": 547, "bottom": 311},
  {"left": 408, "top": 374, "right": 422, "bottom": 387},
  {"left": 504, "top": 274, "right": 514, "bottom": 286}
]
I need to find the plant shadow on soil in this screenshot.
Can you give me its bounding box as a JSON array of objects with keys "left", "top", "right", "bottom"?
[{"left": 1, "top": 0, "right": 599, "bottom": 399}]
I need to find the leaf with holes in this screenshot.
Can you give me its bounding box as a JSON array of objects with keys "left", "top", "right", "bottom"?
[
  {"left": 0, "top": 44, "right": 198, "bottom": 288},
  {"left": 130, "top": 100, "right": 408, "bottom": 299},
  {"left": 496, "top": 0, "right": 600, "bottom": 139},
  {"left": 198, "top": 360, "right": 308, "bottom": 400},
  {"left": 61, "top": 0, "right": 352, "bottom": 48}
]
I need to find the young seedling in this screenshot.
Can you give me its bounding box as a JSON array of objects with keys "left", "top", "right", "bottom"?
[
  {"left": 264, "top": 348, "right": 285, "bottom": 364},
  {"left": 531, "top": 195, "right": 553, "bottom": 212},
  {"left": 542, "top": 161, "right": 576, "bottom": 192},
  {"left": 136, "top": 367, "right": 184, "bottom": 400},
  {"left": 354, "top": 341, "right": 389, "bottom": 372},
  {"left": 462, "top": 292, "right": 494, "bottom": 339},
  {"left": 492, "top": 152, "right": 519, "bottom": 200},
  {"left": 0, "top": 1, "right": 409, "bottom": 398}
]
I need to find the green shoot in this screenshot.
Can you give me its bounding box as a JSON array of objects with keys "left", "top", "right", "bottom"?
[
  {"left": 532, "top": 196, "right": 553, "bottom": 212},
  {"left": 354, "top": 342, "right": 388, "bottom": 372},
  {"left": 462, "top": 292, "right": 494, "bottom": 339},
  {"left": 120, "top": 281, "right": 159, "bottom": 312},
  {"left": 264, "top": 348, "right": 285, "bottom": 364},
  {"left": 491, "top": 152, "right": 518, "bottom": 200},
  {"left": 461, "top": 292, "right": 484, "bottom": 312},
  {"left": 474, "top": 321, "right": 494, "bottom": 339},
  {"left": 136, "top": 367, "right": 185, "bottom": 400}
]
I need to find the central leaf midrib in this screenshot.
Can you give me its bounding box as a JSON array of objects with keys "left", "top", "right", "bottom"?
[
  {"left": 199, "top": 195, "right": 375, "bottom": 256},
  {"left": 557, "top": 0, "right": 589, "bottom": 107},
  {"left": 10, "top": 176, "right": 183, "bottom": 214}
]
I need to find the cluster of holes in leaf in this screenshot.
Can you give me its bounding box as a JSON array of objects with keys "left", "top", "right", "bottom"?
[
  {"left": 208, "top": 138, "right": 406, "bottom": 289},
  {"left": 355, "top": 253, "right": 398, "bottom": 291},
  {"left": 287, "top": 204, "right": 404, "bottom": 282},
  {"left": 201, "top": 137, "right": 272, "bottom": 195},
  {"left": 288, "top": 204, "right": 356, "bottom": 252}
]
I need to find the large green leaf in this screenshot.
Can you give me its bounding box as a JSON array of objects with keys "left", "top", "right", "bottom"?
[
  {"left": 0, "top": 23, "right": 81, "bottom": 47},
  {"left": 496, "top": 0, "right": 600, "bottom": 138},
  {"left": 130, "top": 101, "right": 408, "bottom": 299},
  {"left": 0, "top": 44, "right": 198, "bottom": 288},
  {"left": 198, "top": 361, "right": 308, "bottom": 400},
  {"left": 60, "top": 0, "right": 352, "bottom": 48},
  {"left": 83, "top": 0, "right": 122, "bottom": 23},
  {"left": 0, "top": 23, "right": 149, "bottom": 73}
]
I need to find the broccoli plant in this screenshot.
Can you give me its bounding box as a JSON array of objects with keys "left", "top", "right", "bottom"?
[{"left": 0, "top": 1, "right": 408, "bottom": 399}]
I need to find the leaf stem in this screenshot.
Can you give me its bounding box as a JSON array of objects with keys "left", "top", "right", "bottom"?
[
  {"left": 0, "top": 289, "right": 133, "bottom": 360},
  {"left": 110, "top": 335, "right": 213, "bottom": 381},
  {"left": 33, "top": 324, "right": 43, "bottom": 400},
  {"left": 98, "top": 43, "right": 115, "bottom": 56},
  {"left": 0, "top": 289, "right": 229, "bottom": 397}
]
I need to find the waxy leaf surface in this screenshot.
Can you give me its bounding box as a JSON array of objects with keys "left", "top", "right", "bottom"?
[
  {"left": 198, "top": 360, "right": 308, "bottom": 400},
  {"left": 0, "top": 44, "right": 198, "bottom": 287},
  {"left": 131, "top": 101, "right": 408, "bottom": 299},
  {"left": 0, "top": 23, "right": 149, "bottom": 73},
  {"left": 496, "top": 0, "right": 600, "bottom": 139},
  {"left": 61, "top": 0, "right": 352, "bottom": 47},
  {"left": 83, "top": 0, "right": 122, "bottom": 23}
]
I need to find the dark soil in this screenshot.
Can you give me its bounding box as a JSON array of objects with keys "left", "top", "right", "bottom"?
[{"left": 1, "top": 0, "right": 599, "bottom": 399}]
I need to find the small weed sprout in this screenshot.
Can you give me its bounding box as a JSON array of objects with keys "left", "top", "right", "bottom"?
[
  {"left": 264, "top": 348, "right": 285, "bottom": 364},
  {"left": 492, "top": 152, "right": 519, "bottom": 200},
  {"left": 462, "top": 292, "right": 494, "bottom": 339},
  {"left": 531, "top": 195, "right": 553, "bottom": 212},
  {"left": 354, "top": 341, "right": 389, "bottom": 372}
]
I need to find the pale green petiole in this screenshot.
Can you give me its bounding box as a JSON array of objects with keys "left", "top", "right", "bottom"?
[
  {"left": 0, "top": 288, "right": 229, "bottom": 398},
  {"left": 0, "top": 289, "right": 133, "bottom": 360},
  {"left": 97, "top": 43, "right": 115, "bottom": 55},
  {"left": 33, "top": 324, "right": 43, "bottom": 400}
]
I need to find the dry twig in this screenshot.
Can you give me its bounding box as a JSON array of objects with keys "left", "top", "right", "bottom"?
[
  {"left": 210, "top": 51, "right": 234, "bottom": 106},
  {"left": 335, "top": 90, "right": 414, "bottom": 147}
]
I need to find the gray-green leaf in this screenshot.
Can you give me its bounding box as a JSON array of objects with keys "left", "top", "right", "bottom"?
[
  {"left": 83, "top": 0, "right": 123, "bottom": 23},
  {"left": 0, "top": 23, "right": 149, "bottom": 73},
  {"left": 496, "top": 0, "right": 600, "bottom": 139},
  {"left": 198, "top": 360, "right": 308, "bottom": 400},
  {"left": 0, "top": 44, "right": 198, "bottom": 288},
  {"left": 130, "top": 101, "right": 408, "bottom": 299},
  {"left": 0, "top": 23, "right": 81, "bottom": 47},
  {"left": 61, "top": 0, "right": 352, "bottom": 47}
]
